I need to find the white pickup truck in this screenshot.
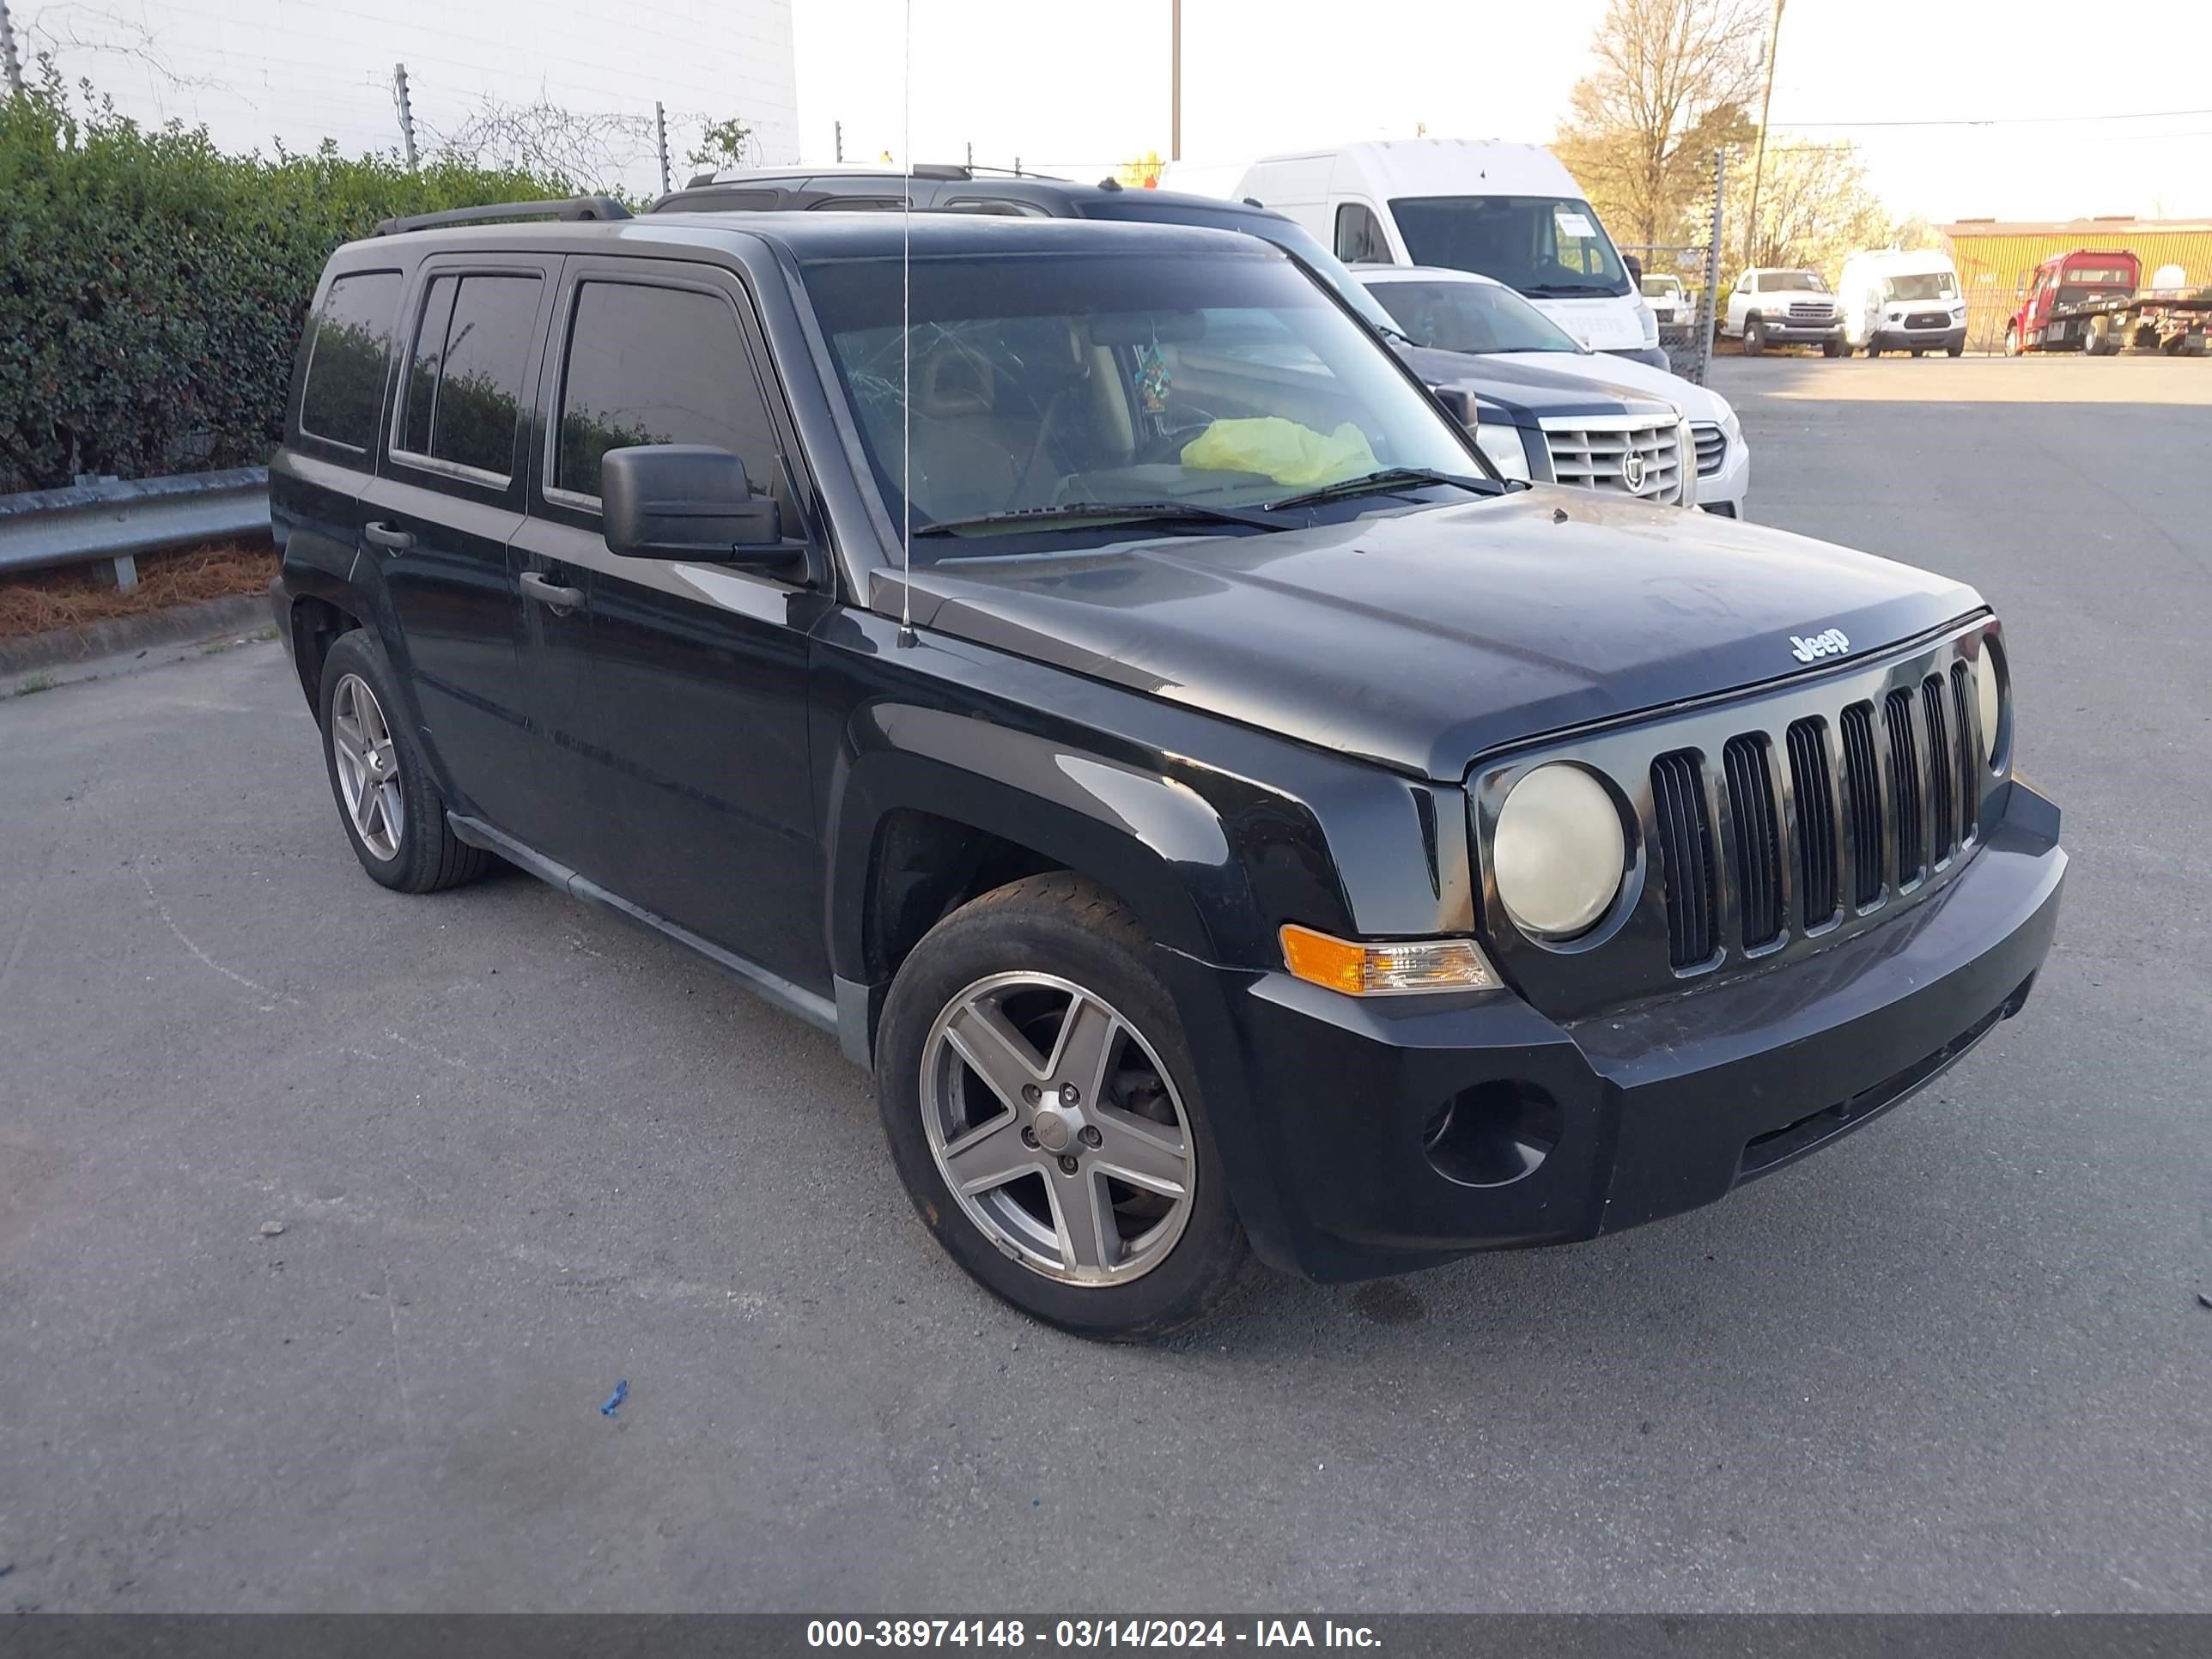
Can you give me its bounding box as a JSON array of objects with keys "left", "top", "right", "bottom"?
[{"left": 1724, "top": 268, "right": 1846, "bottom": 356}]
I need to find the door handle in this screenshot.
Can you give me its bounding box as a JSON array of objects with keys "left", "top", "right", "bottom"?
[
  {"left": 363, "top": 521, "right": 414, "bottom": 551},
  {"left": 520, "top": 570, "right": 585, "bottom": 609}
]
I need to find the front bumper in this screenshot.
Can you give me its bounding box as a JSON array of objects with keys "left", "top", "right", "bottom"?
[
  {"left": 1873, "top": 325, "right": 1967, "bottom": 353},
  {"left": 1757, "top": 319, "right": 1845, "bottom": 344},
  {"left": 1171, "top": 780, "right": 2063, "bottom": 1282}
]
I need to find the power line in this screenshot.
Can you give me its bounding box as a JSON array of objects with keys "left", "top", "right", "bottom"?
[{"left": 1782, "top": 106, "right": 2212, "bottom": 130}]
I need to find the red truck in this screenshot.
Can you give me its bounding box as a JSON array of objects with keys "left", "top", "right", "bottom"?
[{"left": 2006, "top": 249, "right": 2210, "bottom": 356}]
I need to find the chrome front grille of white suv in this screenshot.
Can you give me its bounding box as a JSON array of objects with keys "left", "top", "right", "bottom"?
[{"left": 1540, "top": 416, "right": 1687, "bottom": 504}]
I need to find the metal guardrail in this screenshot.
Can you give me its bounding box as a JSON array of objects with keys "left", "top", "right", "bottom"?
[{"left": 0, "top": 468, "right": 270, "bottom": 590}]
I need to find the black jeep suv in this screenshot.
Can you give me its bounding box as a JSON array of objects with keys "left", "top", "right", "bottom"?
[{"left": 270, "top": 199, "right": 2064, "bottom": 1339}]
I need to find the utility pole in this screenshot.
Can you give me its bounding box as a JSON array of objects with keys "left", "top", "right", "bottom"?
[
  {"left": 655, "top": 100, "right": 672, "bottom": 193},
  {"left": 965, "top": 139, "right": 973, "bottom": 169},
  {"left": 392, "top": 62, "right": 418, "bottom": 168},
  {"left": 834, "top": 118, "right": 842, "bottom": 162},
  {"left": 1169, "top": 0, "right": 1182, "bottom": 161},
  {"left": 2, "top": 0, "right": 27, "bottom": 99},
  {"left": 1744, "top": 0, "right": 1784, "bottom": 266}
]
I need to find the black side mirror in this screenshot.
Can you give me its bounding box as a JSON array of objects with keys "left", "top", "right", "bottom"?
[
  {"left": 1432, "top": 386, "right": 1476, "bottom": 429},
  {"left": 1624, "top": 252, "right": 1644, "bottom": 284},
  {"left": 600, "top": 445, "right": 793, "bottom": 567}
]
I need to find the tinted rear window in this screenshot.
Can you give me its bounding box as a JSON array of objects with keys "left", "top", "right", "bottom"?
[
  {"left": 299, "top": 270, "right": 402, "bottom": 450},
  {"left": 398, "top": 273, "right": 542, "bottom": 478}
]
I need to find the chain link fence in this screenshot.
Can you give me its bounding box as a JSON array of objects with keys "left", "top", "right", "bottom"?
[{"left": 1615, "top": 152, "right": 1729, "bottom": 385}]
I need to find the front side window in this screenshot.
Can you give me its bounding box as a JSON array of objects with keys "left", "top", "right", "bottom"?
[
  {"left": 1335, "top": 204, "right": 1390, "bottom": 265},
  {"left": 804, "top": 248, "right": 1486, "bottom": 548},
  {"left": 556, "top": 281, "right": 779, "bottom": 502},
  {"left": 1364, "top": 279, "right": 1582, "bottom": 355},
  {"left": 1390, "top": 195, "right": 1629, "bottom": 296},
  {"left": 398, "top": 272, "right": 542, "bottom": 478},
  {"left": 299, "top": 270, "right": 402, "bottom": 450}
]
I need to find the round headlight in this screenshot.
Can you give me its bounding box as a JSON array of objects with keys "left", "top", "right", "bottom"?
[
  {"left": 1492, "top": 764, "right": 1626, "bottom": 939},
  {"left": 1976, "top": 641, "right": 2003, "bottom": 766}
]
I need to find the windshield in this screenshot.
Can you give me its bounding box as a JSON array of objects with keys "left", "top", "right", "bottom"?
[
  {"left": 1364, "top": 278, "right": 1582, "bottom": 355},
  {"left": 1388, "top": 196, "right": 1630, "bottom": 296},
  {"left": 1764, "top": 271, "right": 1829, "bottom": 293},
  {"left": 1882, "top": 271, "right": 1958, "bottom": 302},
  {"left": 1641, "top": 276, "right": 1683, "bottom": 298},
  {"left": 1084, "top": 198, "right": 1409, "bottom": 337},
  {"left": 803, "top": 250, "right": 1484, "bottom": 550}
]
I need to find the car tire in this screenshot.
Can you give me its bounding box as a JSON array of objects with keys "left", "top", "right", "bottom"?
[
  {"left": 318, "top": 629, "right": 490, "bottom": 894},
  {"left": 873, "top": 872, "right": 1251, "bottom": 1340},
  {"left": 1911, "top": 348, "right": 1925, "bottom": 357},
  {"left": 1948, "top": 343, "right": 1965, "bottom": 357},
  {"left": 2086, "top": 316, "right": 2114, "bottom": 356},
  {"left": 1866, "top": 341, "right": 1882, "bottom": 358},
  {"left": 2005, "top": 325, "right": 2021, "bottom": 356},
  {"left": 1822, "top": 338, "right": 1845, "bottom": 358},
  {"left": 1742, "top": 318, "right": 1765, "bottom": 357}
]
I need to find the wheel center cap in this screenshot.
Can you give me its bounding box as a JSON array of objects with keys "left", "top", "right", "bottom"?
[{"left": 1032, "top": 1091, "right": 1080, "bottom": 1154}]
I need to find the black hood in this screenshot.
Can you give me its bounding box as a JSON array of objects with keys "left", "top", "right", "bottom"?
[
  {"left": 892, "top": 490, "right": 1984, "bottom": 781},
  {"left": 1396, "top": 343, "right": 1672, "bottom": 425}
]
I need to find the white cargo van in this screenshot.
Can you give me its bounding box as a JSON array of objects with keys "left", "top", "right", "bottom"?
[
  {"left": 1232, "top": 139, "right": 1668, "bottom": 369},
  {"left": 1838, "top": 248, "right": 1968, "bottom": 357}
]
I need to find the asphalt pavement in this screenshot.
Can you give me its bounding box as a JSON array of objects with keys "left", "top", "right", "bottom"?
[{"left": 1, "top": 355, "right": 2208, "bottom": 1613}]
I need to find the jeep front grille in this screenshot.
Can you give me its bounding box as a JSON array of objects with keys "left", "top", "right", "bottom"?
[
  {"left": 1540, "top": 416, "right": 1684, "bottom": 502},
  {"left": 1650, "top": 668, "right": 1981, "bottom": 966}
]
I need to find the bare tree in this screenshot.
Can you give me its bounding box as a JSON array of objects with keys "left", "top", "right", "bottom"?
[
  {"left": 1553, "top": 0, "right": 1765, "bottom": 249},
  {"left": 423, "top": 94, "right": 656, "bottom": 194},
  {"left": 16, "top": 2, "right": 215, "bottom": 93},
  {"left": 1735, "top": 138, "right": 1893, "bottom": 274}
]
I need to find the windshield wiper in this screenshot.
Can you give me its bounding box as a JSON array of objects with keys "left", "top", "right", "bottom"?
[
  {"left": 915, "top": 501, "right": 1288, "bottom": 537},
  {"left": 1517, "top": 283, "right": 1623, "bottom": 298},
  {"left": 1264, "top": 466, "right": 1496, "bottom": 510}
]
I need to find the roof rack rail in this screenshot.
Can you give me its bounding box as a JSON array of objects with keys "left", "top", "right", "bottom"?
[{"left": 373, "top": 196, "right": 633, "bottom": 237}]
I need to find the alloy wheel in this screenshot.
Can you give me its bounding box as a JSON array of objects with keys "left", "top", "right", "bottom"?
[
  {"left": 330, "top": 672, "right": 404, "bottom": 861},
  {"left": 920, "top": 972, "right": 1194, "bottom": 1286}
]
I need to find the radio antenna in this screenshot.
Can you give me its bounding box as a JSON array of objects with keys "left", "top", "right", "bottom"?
[{"left": 896, "top": 0, "right": 916, "bottom": 648}]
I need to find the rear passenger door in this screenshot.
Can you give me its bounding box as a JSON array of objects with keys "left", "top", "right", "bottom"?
[
  {"left": 519, "top": 261, "right": 830, "bottom": 988},
  {"left": 364, "top": 258, "right": 556, "bottom": 836}
]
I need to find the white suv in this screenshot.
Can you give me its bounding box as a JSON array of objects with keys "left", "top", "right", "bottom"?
[{"left": 1726, "top": 269, "right": 1846, "bottom": 357}]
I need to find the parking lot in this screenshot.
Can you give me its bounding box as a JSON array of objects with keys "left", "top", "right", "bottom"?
[{"left": 1, "top": 354, "right": 2207, "bottom": 1613}]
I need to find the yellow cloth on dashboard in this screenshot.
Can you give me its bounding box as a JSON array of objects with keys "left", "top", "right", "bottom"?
[{"left": 1179, "top": 417, "right": 1379, "bottom": 489}]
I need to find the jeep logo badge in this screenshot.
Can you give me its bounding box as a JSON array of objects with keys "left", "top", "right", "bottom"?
[{"left": 1790, "top": 627, "right": 1850, "bottom": 664}]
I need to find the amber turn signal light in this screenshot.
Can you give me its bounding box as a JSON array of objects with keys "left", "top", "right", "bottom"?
[{"left": 1279, "top": 924, "right": 1503, "bottom": 997}]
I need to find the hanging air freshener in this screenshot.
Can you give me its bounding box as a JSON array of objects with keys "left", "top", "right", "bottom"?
[{"left": 1133, "top": 338, "right": 1172, "bottom": 415}]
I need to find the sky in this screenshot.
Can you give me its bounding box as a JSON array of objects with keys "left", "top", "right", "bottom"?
[{"left": 13, "top": 0, "right": 2209, "bottom": 223}]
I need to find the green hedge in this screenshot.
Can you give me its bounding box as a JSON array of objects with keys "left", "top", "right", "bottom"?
[{"left": 0, "top": 73, "right": 565, "bottom": 495}]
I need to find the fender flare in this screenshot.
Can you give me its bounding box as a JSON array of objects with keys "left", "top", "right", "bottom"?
[{"left": 823, "top": 700, "right": 1257, "bottom": 995}]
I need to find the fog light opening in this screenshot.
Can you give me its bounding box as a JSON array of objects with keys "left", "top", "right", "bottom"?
[{"left": 1421, "top": 1079, "right": 1563, "bottom": 1188}]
